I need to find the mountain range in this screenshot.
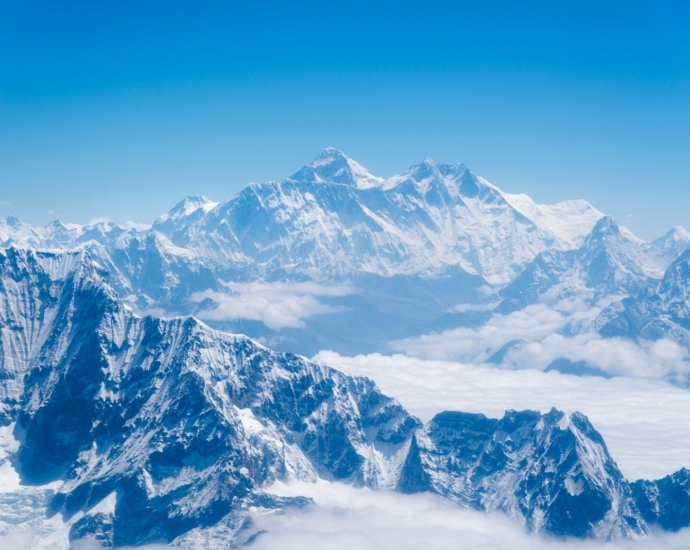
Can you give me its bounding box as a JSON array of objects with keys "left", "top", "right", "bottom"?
[
  {"left": 3, "top": 150, "right": 690, "bottom": 547},
  {"left": 1, "top": 247, "right": 690, "bottom": 548},
  {"left": 4, "top": 148, "right": 689, "bottom": 358},
  {"left": 496, "top": 217, "right": 690, "bottom": 315}
]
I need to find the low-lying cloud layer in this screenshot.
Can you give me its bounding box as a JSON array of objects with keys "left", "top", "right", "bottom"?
[
  {"left": 191, "top": 281, "right": 355, "bottom": 330},
  {"left": 10, "top": 480, "right": 690, "bottom": 550},
  {"left": 391, "top": 302, "right": 690, "bottom": 381},
  {"left": 246, "top": 480, "right": 690, "bottom": 550}
]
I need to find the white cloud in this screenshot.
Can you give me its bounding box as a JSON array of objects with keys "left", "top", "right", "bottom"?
[
  {"left": 190, "top": 281, "right": 355, "bottom": 330},
  {"left": 9, "top": 480, "right": 690, "bottom": 550},
  {"left": 314, "top": 351, "right": 690, "bottom": 481},
  {"left": 501, "top": 333, "right": 690, "bottom": 380},
  {"left": 244, "top": 480, "right": 690, "bottom": 550},
  {"left": 389, "top": 301, "right": 690, "bottom": 381},
  {"left": 451, "top": 302, "right": 496, "bottom": 313},
  {"left": 391, "top": 303, "right": 578, "bottom": 361}
]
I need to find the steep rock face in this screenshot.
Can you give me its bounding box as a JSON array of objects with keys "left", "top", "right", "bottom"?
[
  {"left": 497, "top": 217, "right": 677, "bottom": 314},
  {"left": 0, "top": 247, "right": 112, "bottom": 422},
  {"left": 0, "top": 247, "right": 419, "bottom": 547},
  {"left": 631, "top": 468, "right": 690, "bottom": 531},
  {"left": 397, "top": 408, "right": 646, "bottom": 539},
  {"left": 597, "top": 250, "right": 690, "bottom": 346}
]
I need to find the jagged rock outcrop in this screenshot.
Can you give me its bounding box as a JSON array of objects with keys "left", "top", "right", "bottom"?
[
  {"left": 0, "top": 247, "right": 418, "bottom": 547},
  {"left": 398, "top": 408, "right": 646, "bottom": 539},
  {"left": 631, "top": 468, "right": 690, "bottom": 532}
]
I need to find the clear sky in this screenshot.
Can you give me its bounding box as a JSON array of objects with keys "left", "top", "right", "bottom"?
[{"left": 0, "top": 0, "right": 688, "bottom": 239}]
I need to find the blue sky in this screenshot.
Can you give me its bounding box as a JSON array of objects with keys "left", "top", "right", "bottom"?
[{"left": 0, "top": 0, "right": 688, "bottom": 239}]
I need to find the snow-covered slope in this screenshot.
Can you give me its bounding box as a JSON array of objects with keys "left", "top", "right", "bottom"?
[
  {"left": 2, "top": 247, "right": 686, "bottom": 547},
  {"left": 164, "top": 150, "right": 603, "bottom": 285},
  {"left": 497, "top": 217, "right": 688, "bottom": 314},
  {"left": 0, "top": 149, "right": 605, "bottom": 287},
  {"left": 287, "top": 147, "right": 386, "bottom": 189},
  {"left": 596, "top": 249, "right": 690, "bottom": 346},
  {"left": 0, "top": 247, "right": 419, "bottom": 546},
  {"left": 503, "top": 192, "right": 605, "bottom": 251}
]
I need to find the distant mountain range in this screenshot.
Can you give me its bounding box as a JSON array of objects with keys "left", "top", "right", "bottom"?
[
  {"left": 1, "top": 148, "right": 607, "bottom": 284},
  {"left": 497, "top": 216, "right": 690, "bottom": 315},
  {"left": 1, "top": 247, "right": 690, "bottom": 548},
  {"left": 3, "top": 149, "right": 689, "bottom": 358}
]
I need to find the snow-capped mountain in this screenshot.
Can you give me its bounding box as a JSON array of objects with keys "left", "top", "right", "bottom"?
[
  {"left": 0, "top": 149, "right": 607, "bottom": 286},
  {"left": 287, "top": 147, "right": 385, "bottom": 189},
  {"left": 0, "top": 149, "right": 612, "bottom": 355},
  {"left": 0, "top": 247, "right": 419, "bottom": 546},
  {"left": 3, "top": 247, "right": 688, "bottom": 547},
  {"left": 596, "top": 249, "right": 690, "bottom": 346},
  {"left": 162, "top": 148, "right": 603, "bottom": 285},
  {"left": 398, "top": 408, "right": 645, "bottom": 539},
  {"left": 496, "top": 216, "right": 686, "bottom": 314},
  {"left": 2, "top": 148, "right": 689, "bottom": 359}
]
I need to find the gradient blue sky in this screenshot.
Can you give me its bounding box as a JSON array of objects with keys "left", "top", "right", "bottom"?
[{"left": 1, "top": 0, "right": 689, "bottom": 239}]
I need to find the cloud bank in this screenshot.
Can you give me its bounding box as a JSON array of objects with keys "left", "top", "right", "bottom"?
[
  {"left": 245, "top": 480, "right": 690, "bottom": 550},
  {"left": 191, "top": 281, "right": 355, "bottom": 330},
  {"left": 9, "top": 480, "right": 690, "bottom": 550},
  {"left": 391, "top": 302, "right": 690, "bottom": 381}
]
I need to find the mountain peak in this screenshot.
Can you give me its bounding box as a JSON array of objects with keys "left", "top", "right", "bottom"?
[
  {"left": 593, "top": 215, "right": 619, "bottom": 232},
  {"left": 287, "top": 148, "right": 384, "bottom": 189},
  {"left": 1, "top": 215, "right": 23, "bottom": 229},
  {"left": 650, "top": 226, "right": 690, "bottom": 266},
  {"left": 410, "top": 157, "right": 442, "bottom": 178},
  {"left": 155, "top": 196, "right": 218, "bottom": 225},
  {"left": 406, "top": 157, "right": 470, "bottom": 176},
  {"left": 661, "top": 225, "right": 690, "bottom": 243},
  {"left": 387, "top": 158, "right": 489, "bottom": 199},
  {"left": 587, "top": 215, "right": 647, "bottom": 247}
]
